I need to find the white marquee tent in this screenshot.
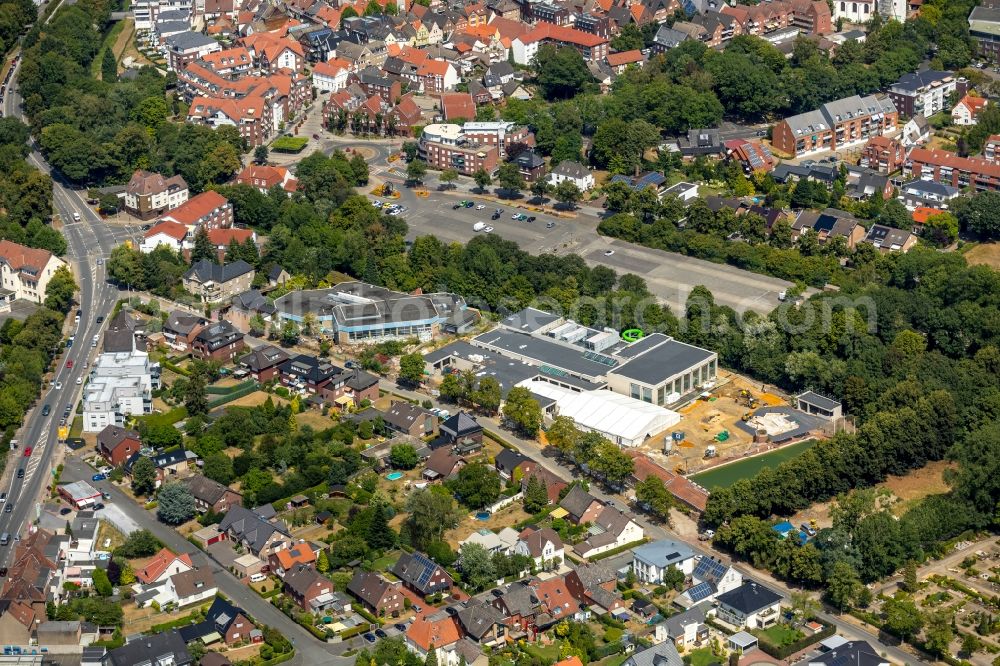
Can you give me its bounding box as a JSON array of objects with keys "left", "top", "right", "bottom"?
[{"left": 519, "top": 380, "right": 681, "bottom": 447}]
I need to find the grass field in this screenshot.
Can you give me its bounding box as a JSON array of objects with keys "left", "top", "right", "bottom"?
[
  {"left": 91, "top": 19, "right": 126, "bottom": 78},
  {"left": 690, "top": 439, "right": 818, "bottom": 490},
  {"left": 965, "top": 242, "right": 1000, "bottom": 269},
  {"left": 755, "top": 624, "right": 803, "bottom": 647},
  {"left": 686, "top": 648, "right": 718, "bottom": 666}
]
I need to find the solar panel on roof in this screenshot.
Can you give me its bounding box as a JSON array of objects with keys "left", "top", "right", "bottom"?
[
  {"left": 694, "top": 557, "right": 728, "bottom": 581},
  {"left": 687, "top": 582, "right": 715, "bottom": 602}
]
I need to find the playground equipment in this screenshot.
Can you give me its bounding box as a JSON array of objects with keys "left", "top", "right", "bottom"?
[{"left": 622, "top": 329, "right": 645, "bottom": 343}]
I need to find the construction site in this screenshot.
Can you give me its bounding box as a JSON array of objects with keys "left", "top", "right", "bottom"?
[{"left": 636, "top": 372, "right": 832, "bottom": 486}]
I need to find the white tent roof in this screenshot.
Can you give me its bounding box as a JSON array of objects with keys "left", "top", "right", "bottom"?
[{"left": 519, "top": 380, "right": 680, "bottom": 446}]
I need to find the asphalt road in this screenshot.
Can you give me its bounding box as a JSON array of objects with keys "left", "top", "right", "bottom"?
[{"left": 3, "top": 45, "right": 355, "bottom": 666}]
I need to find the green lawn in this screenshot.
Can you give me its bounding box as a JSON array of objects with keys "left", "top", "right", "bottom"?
[
  {"left": 370, "top": 550, "right": 401, "bottom": 572},
  {"left": 90, "top": 20, "right": 126, "bottom": 78},
  {"left": 524, "top": 643, "right": 562, "bottom": 662},
  {"left": 70, "top": 415, "right": 83, "bottom": 438},
  {"left": 690, "top": 439, "right": 818, "bottom": 489},
  {"left": 597, "top": 655, "right": 629, "bottom": 666},
  {"left": 755, "top": 623, "right": 804, "bottom": 647},
  {"left": 686, "top": 648, "right": 719, "bottom": 666}
]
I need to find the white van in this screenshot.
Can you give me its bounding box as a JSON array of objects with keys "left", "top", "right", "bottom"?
[
  {"left": 249, "top": 573, "right": 267, "bottom": 583},
  {"left": 72, "top": 212, "right": 81, "bottom": 222}
]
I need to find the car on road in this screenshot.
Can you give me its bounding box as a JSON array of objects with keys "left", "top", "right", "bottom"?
[
  {"left": 511, "top": 213, "right": 519, "bottom": 219},
  {"left": 96, "top": 316, "right": 104, "bottom": 324},
  {"left": 42, "top": 404, "right": 50, "bottom": 416},
  {"left": 484, "top": 226, "right": 494, "bottom": 233},
  {"left": 312, "top": 133, "right": 319, "bottom": 139},
  {"left": 373, "top": 200, "right": 383, "bottom": 208},
  {"left": 16, "top": 469, "right": 24, "bottom": 479},
  {"left": 452, "top": 203, "right": 463, "bottom": 209},
  {"left": 363, "top": 634, "right": 376, "bottom": 644},
  {"left": 59, "top": 418, "right": 66, "bottom": 426},
  {"left": 491, "top": 212, "right": 500, "bottom": 220},
  {"left": 76, "top": 377, "right": 82, "bottom": 385},
  {"left": 375, "top": 629, "right": 387, "bottom": 639},
  {"left": 102, "top": 492, "right": 112, "bottom": 501},
  {"left": 97, "top": 258, "right": 103, "bottom": 265},
  {"left": 72, "top": 213, "right": 80, "bottom": 222},
  {"left": 546, "top": 222, "right": 556, "bottom": 229},
  {"left": 92, "top": 474, "right": 106, "bottom": 482},
  {"left": 54, "top": 381, "right": 62, "bottom": 390},
  {"left": 66, "top": 338, "right": 73, "bottom": 348},
  {"left": 66, "top": 360, "right": 73, "bottom": 369},
  {"left": 94, "top": 503, "right": 104, "bottom": 511},
  {"left": 464, "top": 201, "right": 474, "bottom": 208},
  {"left": 3, "top": 504, "right": 10, "bottom": 514},
  {"left": 475, "top": 204, "right": 485, "bottom": 210},
  {"left": 604, "top": 250, "right": 615, "bottom": 256},
  {"left": 23, "top": 447, "right": 32, "bottom": 457},
  {"left": 412, "top": 604, "right": 422, "bottom": 613},
  {"left": 527, "top": 216, "right": 536, "bottom": 222}
]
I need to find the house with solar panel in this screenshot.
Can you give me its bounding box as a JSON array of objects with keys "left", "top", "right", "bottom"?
[
  {"left": 715, "top": 581, "right": 782, "bottom": 629},
  {"left": 392, "top": 552, "right": 455, "bottom": 597},
  {"left": 675, "top": 556, "right": 743, "bottom": 608}
]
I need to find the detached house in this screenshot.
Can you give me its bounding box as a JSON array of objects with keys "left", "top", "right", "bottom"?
[
  {"left": 572, "top": 506, "right": 644, "bottom": 559},
  {"left": 163, "top": 310, "right": 204, "bottom": 352},
  {"left": 0, "top": 241, "right": 68, "bottom": 305},
  {"left": 348, "top": 571, "right": 404, "bottom": 617},
  {"left": 179, "top": 596, "right": 260, "bottom": 646},
  {"left": 96, "top": 426, "right": 141, "bottom": 467},
  {"left": 558, "top": 486, "right": 603, "bottom": 525},
  {"left": 182, "top": 474, "right": 243, "bottom": 514},
  {"left": 405, "top": 611, "right": 462, "bottom": 666},
  {"left": 385, "top": 401, "right": 438, "bottom": 438},
  {"left": 631, "top": 540, "right": 695, "bottom": 584},
  {"left": 269, "top": 543, "right": 317, "bottom": 577},
  {"left": 218, "top": 505, "right": 291, "bottom": 558},
  {"left": 952, "top": 94, "right": 988, "bottom": 125},
  {"left": 564, "top": 562, "right": 623, "bottom": 613},
  {"left": 124, "top": 170, "right": 189, "bottom": 220},
  {"left": 392, "top": 552, "right": 454, "bottom": 597},
  {"left": 136, "top": 548, "right": 194, "bottom": 585},
  {"left": 240, "top": 344, "right": 290, "bottom": 382},
  {"left": 284, "top": 563, "right": 337, "bottom": 611},
  {"left": 714, "top": 581, "right": 781, "bottom": 629},
  {"left": 791, "top": 208, "right": 865, "bottom": 249},
  {"left": 515, "top": 526, "right": 564, "bottom": 568},
  {"left": 182, "top": 260, "right": 255, "bottom": 305},
  {"left": 191, "top": 320, "right": 246, "bottom": 363}
]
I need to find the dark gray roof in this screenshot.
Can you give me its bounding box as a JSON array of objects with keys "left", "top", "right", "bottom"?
[
  {"left": 559, "top": 485, "right": 600, "bottom": 521},
  {"left": 440, "top": 411, "right": 481, "bottom": 438},
  {"left": 572, "top": 562, "right": 617, "bottom": 589},
  {"left": 500, "top": 307, "right": 561, "bottom": 334},
  {"left": 796, "top": 391, "right": 839, "bottom": 410},
  {"left": 385, "top": 401, "right": 434, "bottom": 432},
  {"left": 900, "top": 179, "right": 959, "bottom": 197},
  {"left": 348, "top": 570, "right": 397, "bottom": 607},
  {"left": 164, "top": 310, "right": 203, "bottom": 335},
  {"left": 240, "top": 344, "right": 290, "bottom": 372},
  {"left": 194, "top": 320, "right": 243, "bottom": 349},
  {"left": 391, "top": 551, "right": 453, "bottom": 593},
  {"left": 809, "top": 641, "right": 886, "bottom": 666},
  {"left": 233, "top": 289, "right": 275, "bottom": 315},
  {"left": 456, "top": 600, "right": 505, "bottom": 640},
  {"left": 653, "top": 24, "right": 689, "bottom": 49},
  {"left": 495, "top": 449, "right": 528, "bottom": 475},
  {"left": 182, "top": 474, "right": 239, "bottom": 505},
  {"left": 218, "top": 505, "right": 289, "bottom": 555},
  {"left": 164, "top": 31, "right": 218, "bottom": 51},
  {"left": 550, "top": 161, "right": 591, "bottom": 179},
  {"left": 105, "top": 630, "right": 192, "bottom": 666},
  {"left": 662, "top": 602, "right": 708, "bottom": 638},
  {"left": 891, "top": 70, "right": 954, "bottom": 93},
  {"left": 184, "top": 259, "right": 254, "bottom": 284},
  {"left": 716, "top": 581, "right": 781, "bottom": 615},
  {"left": 623, "top": 641, "right": 683, "bottom": 666},
  {"left": 610, "top": 338, "right": 715, "bottom": 385}
]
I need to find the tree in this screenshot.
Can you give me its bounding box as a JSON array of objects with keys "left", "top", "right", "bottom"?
[
  {"left": 402, "top": 141, "right": 419, "bottom": 161},
  {"left": 425, "top": 646, "right": 438, "bottom": 666},
  {"left": 883, "top": 593, "right": 924, "bottom": 641},
  {"left": 119, "top": 530, "right": 162, "bottom": 557},
  {"left": 101, "top": 49, "right": 116, "bottom": 82},
  {"left": 789, "top": 591, "right": 820, "bottom": 622},
  {"left": 254, "top": 145, "right": 269, "bottom": 164},
  {"left": 203, "top": 452, "right": 234, "bottom": 485},
  {"left": 92, "top": 568, "right": 113, "bottom": 597},
  {"left": 439, "top": 373, "right": 464, "bottom": 403},
  {"left": 366, "top": 503, "right": 397, "bottom": 550},
  {"left": 447, "top": 463, "right": 502, "bottom": 509},
  {"left": 590, "top": 440, "right": 634, "bottom": 488},
  {"left": 497, "top": 162, "right": 525, "bottom": 196},
  {"left": 399, "top": 353, "right": 425, "bottom": 386},
  {"left": 459, "top": 543, "right": 497, "bottom": 592},
  {"left": 131, "top": 456, "right": 157, "bottom": 497},
  {"left": 924, "top": 609, "right": 954, "bottom": 656},
  {"left": 956, "top": 190, "right": 1000, "bottom": 239},
  {"left": 531, "top": 179, "right": 551, "bottom": 203},
  {"left": 389, "top": 443, "right": 419, "bottom": 470},
  {"left": 534, "top": 44, "right": 594, "bottom": 101},
  {"left": 190, "top": 226, "right": 216, "bottom": 265},
  {"left": 610, "top": 24, "right": 644, "bottom": 51},
  {"left": 826, "top": 561, "right": 862, "bottom": 611},
  {"left": 553, "top": 180, "right": 581, "bottom": 210},
  {"left": 472, "top": 377, "right": 501, "bottom": 414},
  {"left": 961, "top": 633, "right": 981, "bottom": 657},
  {"left": 473, "top": 168, "right": 492, "bottom": 192},
  {"left": 157, "top": 482, "right": 196, "bottom": 525},
  {"left": 406, "top": 159, "right": 427, "bottom": 184},
  {"left": 281, "top": 320, "right": 300, "bottom": 346},
  {"left": 405, "top": 487, "right": 461, "bottom": 549},
  {"left": 184, "top": 373, "right": 208, "bottom": 416},
  {"left": 502, "top": 386, "right": 542, "bottom": 437},
  {"left": 635, "top": 475, "right": 674, "bottom": 523},
  {"left": 316, "top": 549, "right": 330, "bottom": 573},
  {"left": 591, "top": 118, "right": 658, "bottom": 172},
  {"left": 523, "top": 474, "right": 549, "bottom": 513},
  {"left": 923, "top": 212, "right": 958, "bottom": 247},
  {"left": 439, "top": 169, "right": 459, "bottom": 189},
  {"left": 118, "top": 562, "right": 136, "bottom": 585},
  {"left": 44, "top": 265, "right": 77, "bottom": 313},
  {"left": 546, "top": 416, "right": 580, "bottom": 458}
]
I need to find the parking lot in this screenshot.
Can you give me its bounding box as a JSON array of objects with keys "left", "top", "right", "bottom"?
[{"left": 394, "top": 191, "right": 792, "bottom": 315}]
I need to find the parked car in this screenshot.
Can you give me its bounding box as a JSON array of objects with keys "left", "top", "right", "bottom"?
[
  {"left": 59, "top": 508, "right": 72, "bottom": 515},
  {"left": 464, "top": 201, "right": 474, "bottom": 208},
  {"left": 92, "top": 473, "right": 106, "bottom": 482},
  {"left": 363, "top": 633, "right": 376, "bottom": 644}
]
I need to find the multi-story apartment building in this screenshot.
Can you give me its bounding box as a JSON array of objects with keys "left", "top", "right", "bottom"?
[
  {"left": 860, "top": 136, "right": 906, "bottom": 174},
  {"left": 531, "top": 2, "right": 572, "bottom": 26},
  {"left": 83, "top": 349, "right": 160, "bottom": 432},
  {"left": 134, "top": 0, "right": 192, "bottom": 31},
  {"left": 832, "top": 0, "right": 906, "bottom": 24},
  {"left": 164, "top": 31, "right": 221, "bottom": 71},
  {"left": 0, "top": 240, "right": 68, "bottom": 305},
  {"left": 419, "top": 123, "right": 500, "bottom": 175},
  {"left": 460, "top": 121, "right": 535, "bottom": 157},
  {"left": 969, "top": 6, "right": 1000, "bottom": 66},
  {"left": 160, "top": 191, "right": 234, "bottom": 231},
  {"left": 771, "top": 94, "right": 898, "bottom": 158},
  {"left": 511, "top": 22, "right": 608, "bottom": 64},
  {"left": 124, "top": 170, "right": 189, "bottom": 220},
  {"left": 887, "top": 70, "right": 964, "bottom": 119},
  {"left": 905, "top": 147, "right": 1000, "bottom": 192}
]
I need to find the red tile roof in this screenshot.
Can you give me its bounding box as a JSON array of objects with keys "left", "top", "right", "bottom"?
[
  {"left": 912, "top": 206, "right": 942, "bottom": 225},
  {"left": 136, "top": 548, "right": 194, "bottom": 584},
  {"left": 517, "top": 22, "right": 607, "bottom": 47},
  {"left": 144, "top": 220, "right": 188, "bottom": 241},
  {"left": 439, "top": 92, "right": 476, "bottom": 120},
  {"left": 207, "top": 228, "right": 255, "bottom": 246},
  {"left": 956, "top": 94, "right": 989, "bottom": 117},
  {"left": 606, "top": 49, "right": 643, "bottom": 67},
  {"left": 406, "top": 612, "right": 461, "bottom": 651},
  {"left": 0, "top": 240, "right": 55, "bottom": 273},
  {"left": 909, "top": 147, "right": 1000, "bottom": 179},
  {"left": 161, "top": 191, "right": 230, "bottom": 226},
  {"left": 628, "top": 452, "right": 709, "bottom": 512}
]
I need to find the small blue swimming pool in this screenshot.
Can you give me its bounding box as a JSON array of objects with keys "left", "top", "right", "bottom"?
[
  {"left": 475, "top": 511, "right": 491, "bottom": 520},
  {"left": 386, "top": 472, "right": 404, "bottom": 481}
]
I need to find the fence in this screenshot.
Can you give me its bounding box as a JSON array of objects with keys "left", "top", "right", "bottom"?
[{"left": 207, "top": 383, "right": 259, "bottom": 409}]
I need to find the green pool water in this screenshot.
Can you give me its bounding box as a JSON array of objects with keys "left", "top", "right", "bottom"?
[{"left": 689, "top": 439, "right": 818, "bottom": 490}]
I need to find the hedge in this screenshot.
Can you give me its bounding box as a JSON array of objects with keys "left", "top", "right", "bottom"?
[
  {"left": 483, "top": 428, "right": 517, "bottom": 450},
  {"left": 341, "top": 624, "right": 370, "bottom": 640},
  {"left": 207, "top": 383, "right": 259, "bottom": 409},
  {"left": 593, "top": 641, "right": 624, "bottom": 659},
  {"left": 151, "top": 611, "right": 201, "bottom": 633},
  {"left": 589, "top": 538, "right": 649, "bottom": 562},
  {"left": 141, "top": 406, "right": 188, "bottom": 428},
  {"left": 160, "top": 359, "right": 190, "bottom": 376},
  {"left": 206, "top": 380, "right": 256, "bottom": 395},
  {"left": 515, "top": 506, "right": 555, "bottom": 530},
  {"left": 755, "top": 621, "right": 835, "bottom": 659},
  {"left": 259, "top": 651, "right": 295, "bottom": 666}
]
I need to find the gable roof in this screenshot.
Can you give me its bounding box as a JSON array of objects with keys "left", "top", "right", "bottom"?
[
  {"left": 144, "top": 220, "right": 188, "bottom": 242},
  {"left": 0, "top": 240, "right": 55, "bottom": 275},
  {"left": 406, "top": 611, "right": 462, "bottom": 651},
  {"left": 170, "top": 567, "right": 216, "bottom": 599},
  {"left": 182, "top": 474, "right": 240, "bottom": 505},
  {"left": 184, "top": 259, "right": 254, "bottom": 284},
  {"left": 218, "top": 505, "right": 290, "bottom": 554},
  {"left": 391, "top": 551, "right": 453, "bottom": 593},
  {"left": 558, "top": 485, "right": 601, "bottom": 522},
  {"left": 517, "top": 526, "right": 563, "bottom": 558},
  {"left": 97, "top": 426, "right": 140, "bottom": 453},
  {"left": 424, "top": 447, "right": 464, "bottom": 478},
  {"left": 162, "top": 190, "right": 230, "bottom": 227},
  {"left": 385, "top": 401, "right": 434, "bottom": 431},
  {"left": 348, "top": 570, "right": 398, "bottom": 607},
  {"left": 283, "top": 563, "right": 328, "bottom": 597},
  {"left": 136, "top": 548, "right": 193, "bottom": 584},
  {"left": 106, "top": 630, "right": 191, "bottom": 666},
  {"left": 440, "top": 411, "right": 481, "bottom": 438}
]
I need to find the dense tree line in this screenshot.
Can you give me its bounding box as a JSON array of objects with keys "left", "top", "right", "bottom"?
[
  {"left": 17, "top": 0, "right": 245, "bottom": 187},
  {"left": 0, "top": 0, "right": 36, "bottom": 61},
  {"left": 0, "top": 117, "right": 64, "bottom": 254},
  {"left": 0, "top": 307, "right": 68, "bottom": 435}
]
